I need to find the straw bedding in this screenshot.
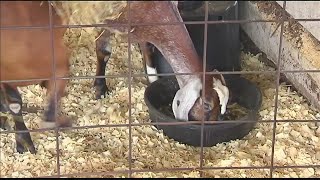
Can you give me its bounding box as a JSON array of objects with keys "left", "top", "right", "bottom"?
[{"left": 51, "top": 1, "right": 127, "bottom": 25}]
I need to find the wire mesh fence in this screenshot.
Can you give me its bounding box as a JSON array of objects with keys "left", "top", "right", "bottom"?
[{"left": 0, "top": 1, "right": 320, "bottom": 178}]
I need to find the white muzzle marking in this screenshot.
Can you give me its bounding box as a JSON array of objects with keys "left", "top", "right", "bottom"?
[{"left": 172, "top": 78, "right": 202, "bottom": 121}]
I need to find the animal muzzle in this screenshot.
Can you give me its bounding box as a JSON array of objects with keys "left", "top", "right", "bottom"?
[
  {"left": 217, "top": 114, "right": 224, "bottom": 121},
  {"left": 188, "top": 97, "right": 220, "bottom": 121}
]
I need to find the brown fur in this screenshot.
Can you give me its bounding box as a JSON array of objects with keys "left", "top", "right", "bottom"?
[
  {"left": 94, "top": 1, "right": 223, "bottom": 121},
  {"left": 0, "top": 1, "right": 72, "bottom": 141}
]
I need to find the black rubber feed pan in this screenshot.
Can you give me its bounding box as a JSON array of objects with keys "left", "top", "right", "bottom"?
[{"left": 144, "top": 75, "right": 262, "bottom": 147}]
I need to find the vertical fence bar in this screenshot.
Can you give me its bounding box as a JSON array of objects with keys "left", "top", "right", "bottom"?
[
  {"left": 269, "top": 1, "right": 287, "bottom": 178},
  {"left": 48, "top": 1, "right": 61, "bottom": 177},
  {"left": 127, "top": 1, "right": 133, "bottom": 178},
  {"left": 199, "top": 1, "right": 209, "bottom": 177},
  {"left": 0, "top": 5, "right": 2, "bottom": 172},
  {"left": 2, "top": 1, "right": 320, "bottom": 178}
]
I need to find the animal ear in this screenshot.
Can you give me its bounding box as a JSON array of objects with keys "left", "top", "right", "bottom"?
[
  {"left": 212, "top": 69, "right": 229, "bottom": 115},
  {"left": 214, "top": 85, "right": 229, "bottom": 115},
  {"left": 199, "top": 97, "right": 203, "bottom": 105},
  {"left": 220, "top": 73, "right": 226, "bottom": 86},
  {"left": 212, "top": 69, "right": 226, "bottom": 86}
]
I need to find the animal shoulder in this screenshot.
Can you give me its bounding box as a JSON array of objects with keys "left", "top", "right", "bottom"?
[{"left": 0, "top": 2, "right": 51, "bottom": 27}]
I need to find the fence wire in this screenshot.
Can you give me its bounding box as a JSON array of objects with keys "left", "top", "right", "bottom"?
[{"left": 1, "top": 1, "right": 320, "bottom": 178}]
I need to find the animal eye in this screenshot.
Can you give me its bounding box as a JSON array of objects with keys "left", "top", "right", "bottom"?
[{"left": 177, "top": 100, "right": 180, "bottom": 106}]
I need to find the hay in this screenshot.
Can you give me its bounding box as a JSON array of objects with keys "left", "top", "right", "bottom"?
[
  {"left": 51, "top": 1, "right": 127, "bottom": 26},
  {"left": 50, "top": 1, "right": 144, "bottom": 64}
]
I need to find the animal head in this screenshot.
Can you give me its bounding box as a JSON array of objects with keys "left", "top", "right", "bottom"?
[
  {"left": 172, "top": 70, "right": 229, "bottom": 121},
  {"left": 97, "top": 1, "right": 228, "bottom": 121}
]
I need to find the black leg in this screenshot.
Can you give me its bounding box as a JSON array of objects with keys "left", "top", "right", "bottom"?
[
  {"left": 94, "top": 30, "right": 112, "bottom": 99},
  {"left": 0, "top": 91, "right": 9, "bottom": 130},
  {"left": 14, "top": 115, "right": 36, "bottom": 154},
  {"left": 2, "top": 85, "right": 36, "bottom": 154},
  {"left": 0, "top": 116, "right": 10, "bottom": 130}
]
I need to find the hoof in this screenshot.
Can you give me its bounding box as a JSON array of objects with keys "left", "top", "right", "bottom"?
[
  {"left": 56, "top": 115, "right": 73, "bottom": 128},
  {"left": 16, "top": 133, "right": 37, "bottom": 154},
  {"left": 17, "top": 143, "right": 37, "bottom": 154},
  {"left": 40, "top": 121, "right": 56, "bottom": 129},
  {"left": 95, "top": 86, "right": 109, "bottom": 100},
  {"left": 93, "top": 79, "right": 109, "bottom": 100},
  {"left": 0, "top": 116, "right": 10, "bottom": 130},
  {"left": 41, "top": 116, "right": 73, "bottom": 129}
]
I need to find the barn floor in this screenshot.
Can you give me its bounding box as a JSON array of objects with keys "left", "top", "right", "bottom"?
[{"left": 1, "top": 27, "right": 320, "bottom": 178}]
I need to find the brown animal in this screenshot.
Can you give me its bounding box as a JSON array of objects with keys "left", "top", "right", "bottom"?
[
  {"left": 93, "top": 1, "right": 229, "bottom": 122},
  {"left": 0, "top": 1, "right": 72, "bottom": 154},
  {"left": 1, "top": 1, "right": 229, "bottom": 154}
]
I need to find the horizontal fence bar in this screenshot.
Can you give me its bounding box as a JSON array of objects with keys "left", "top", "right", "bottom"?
[
  {"left": 2, "top": 70, "right": 320, "bottom": 84},
  {"left": 34, "top": 164, "right": 320, "bottom": 178},
  {"left": 2, "top": 18, "right": 320, "bottom": 30},
  {"left": 1, "top": 119, "right": 318, "bottom": 135}
]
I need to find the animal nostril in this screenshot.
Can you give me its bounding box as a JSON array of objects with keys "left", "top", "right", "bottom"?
[
  {"left": 177, "top": 100, "right": 180, "bottom": 106},
  {"left": 218, "top": 114, "right": 224, "bottom": 121},
  {"left": 204, "top": 102, "right": 211, "bottom": 111}
]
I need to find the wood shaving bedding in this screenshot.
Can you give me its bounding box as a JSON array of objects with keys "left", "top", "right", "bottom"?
[{"left": 1, "top": 26, "right": 319, "bottom": 178}]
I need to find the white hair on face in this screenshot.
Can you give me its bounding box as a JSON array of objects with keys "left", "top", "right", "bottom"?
[{"left": 172, "top": 78, "right": 202, "bottom": 121}]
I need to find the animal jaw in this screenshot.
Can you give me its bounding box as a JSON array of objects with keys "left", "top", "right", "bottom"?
[{"left": 172, "top": 78, "right": 202, "bottom": 121}]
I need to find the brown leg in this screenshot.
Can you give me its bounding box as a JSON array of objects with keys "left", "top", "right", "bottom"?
[
  {"left": 42, "top": 79, "right": 72, "bottom": 128},
  {"left": 94, "top": 30, "right": 112, "bottom": 99}
]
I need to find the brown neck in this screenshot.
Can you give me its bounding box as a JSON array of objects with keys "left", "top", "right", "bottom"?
[
  {"left": 149, "top": 27, "right": 203, "bottom": 87},
  {"left": 128, "top": 1, "right": 205, "bottom": 87}
]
